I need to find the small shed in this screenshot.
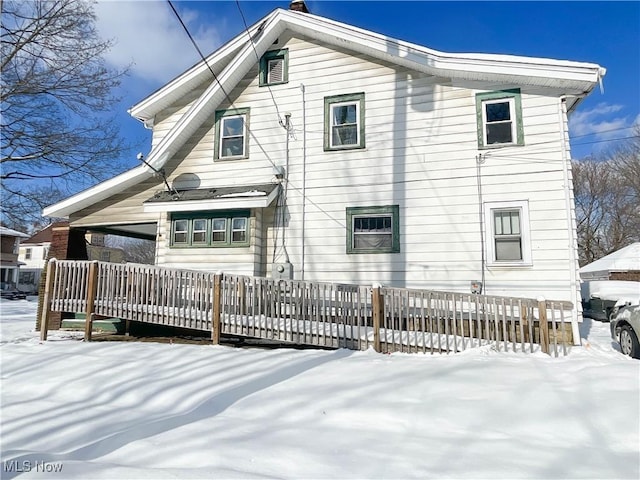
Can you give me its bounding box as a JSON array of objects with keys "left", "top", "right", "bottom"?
[{"left": 580, "top": 243, "right": 640, "bottom": 281}]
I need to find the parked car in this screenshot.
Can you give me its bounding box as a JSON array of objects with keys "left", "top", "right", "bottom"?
[
  {"left": 581, "top": 280, "right": 640, "bottom": 321},
  {"left": 610, "top": 302, "right": 640, "bottom": 359},
  {"left": 0, "top": 288, "right": 27, "bottom": 300}
]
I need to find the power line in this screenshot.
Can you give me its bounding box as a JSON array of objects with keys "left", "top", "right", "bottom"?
[
  {"left": 167, "top": 1, "right": 217, "bottom": 79},
  {"left": 570, "top": 125, "right": 636, "bottom": 139},
  {"left": 235, "top": 0, "right": 284, "bottom": 125}
]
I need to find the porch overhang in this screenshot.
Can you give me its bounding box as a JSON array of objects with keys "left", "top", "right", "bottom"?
[
  {"left": 83, "top": 223, "right": 158, "bottom": 241},
  {"left": 142, "top": 184, "right": 280, "bottom": 214}
]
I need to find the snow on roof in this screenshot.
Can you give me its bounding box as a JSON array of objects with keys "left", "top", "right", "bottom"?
[
  {"left": 0, "top": 226, "right": 29, "bottom": 238},
  {"left": 580, "top": 243, "right": 640, "bottom": 274}
]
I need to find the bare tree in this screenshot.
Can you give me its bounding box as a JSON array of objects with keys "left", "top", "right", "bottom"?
[
  {"left": 573, "top": 126, "right": 640, "bottom": 265},
  {"left": 105, "top": 235, "right": 156, "bottom": 265},
  {"left": 1, "top": 0, "right": 129, "bottom": 226}
]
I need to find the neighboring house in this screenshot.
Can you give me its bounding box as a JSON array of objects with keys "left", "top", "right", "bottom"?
[
  {"left": 0, "top": 226, "right": 29, "bottom": 291},
  {"left": 580, "top": 243, "right": 640, "bottom": 282},
  {"left": 43, "top": 1, "right": 606, "bottom": 339},
  {"left": 17, "top": 225, "right": 126, "bottom": 293},
  {"left": 17, "top": 224, "right": 53, "bottom": 293}
]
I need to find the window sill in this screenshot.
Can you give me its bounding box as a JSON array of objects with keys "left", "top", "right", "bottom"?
[
  {"left": 347, "top": 249, "right": 400, "bottom": 255},
  {"left": 259, "top": 81, "right": 288, "bottom": 87},
  {"left": 478, "top": 142, "right": 524, "bottom": 150},
  {"left": 324, "top": 145, "right": 366, "bottom": 152},
  {"left": 169, "top": 244, "right": 250, "bottom": 249},
  {"left": 487, "top": 261, "right": 533, "bottom": 269},
  {"left": 215, "top": 155, "right": 248, "bottom": 161}
]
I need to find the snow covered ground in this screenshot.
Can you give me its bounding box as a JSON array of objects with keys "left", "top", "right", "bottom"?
[{"left": 1, "top": 298, "right": 639, "bottom": 479}]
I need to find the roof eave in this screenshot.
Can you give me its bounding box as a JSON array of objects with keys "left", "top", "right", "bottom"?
[
  {"left": 42, "top": 166, "right": 152, "bottom": 219},
  {"left": 279, "top": 9, "right": 604, "bottom": 91}
]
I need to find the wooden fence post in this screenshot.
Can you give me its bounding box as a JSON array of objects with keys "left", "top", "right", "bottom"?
[
  {"left": 372, "top": 284, "right": 383, "bottom": 352},
  {"left": 40, "top": 259, "right": 57, "bottom": 341},
  {"left": 212, "top": 273, "right": 222, "bottom": 345},
  {"left": 538, "top": 297, "right": 549, "bottom": 355},
  {"left": 239, "top": 278, "right": 246, "bottom": 316},
  {"left": 84, "top": 261, "right": 99, "bottom": 341}
]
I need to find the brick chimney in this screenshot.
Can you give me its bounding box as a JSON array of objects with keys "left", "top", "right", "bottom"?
[{"left": 289, "top": 1, "right": 309, "bottom": 13}]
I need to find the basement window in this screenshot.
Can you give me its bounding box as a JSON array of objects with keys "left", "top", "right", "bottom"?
[
  {"left": 476, "top": 89, "right": 524, "bottom": 148},
  {"left": 171, "top": 211, "right": 250, "bottom": 248},
  {"left": 346, "top": 205, "right": 399, "bottom": 254},
  {"left": 324, "top": 93, "right": 365, "bottom": 151},
  {"left": 259, "top": 49, "right": 289, "bottom": 86}
]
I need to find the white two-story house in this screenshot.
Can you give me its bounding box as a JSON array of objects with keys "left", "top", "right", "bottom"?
[{"left": 43, "top": 1, "right": 606, "bottom": 340}]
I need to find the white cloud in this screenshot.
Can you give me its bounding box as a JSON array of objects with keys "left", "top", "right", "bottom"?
[
  {"left": 569, "top": 102, "right": 626, "bottom": 137},
  {"left": 569, "top": 102, "right": 638, "bottom": 157},
  {"left": 95, "top": 1, "right": 223, "bottom": 85}
]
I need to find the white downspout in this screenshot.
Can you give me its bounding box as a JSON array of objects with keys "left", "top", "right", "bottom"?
[
  {"left": 300, "top": 83, "right": 307, "bottom": 281},
  {"left": 559, "top": 96, "right": 581, "bottom": 345}
]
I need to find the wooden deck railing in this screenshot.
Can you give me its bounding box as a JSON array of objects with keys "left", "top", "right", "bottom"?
[{"left": 39, "top": 260, "right": 574, "bottom": 356}]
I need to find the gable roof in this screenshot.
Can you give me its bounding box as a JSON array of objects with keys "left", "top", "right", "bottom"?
[
  {"left": 43, "top": 7, "right": 605, "bottom": 219},
  {"left": 580, "top": 243, "right": 640, "bottom": 275},
  {"left": 21, "top": 224, "right": 54, "bottom": 245}
]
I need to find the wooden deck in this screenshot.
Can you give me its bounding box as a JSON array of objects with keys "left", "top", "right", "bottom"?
[{"left": 39, "top": 260, "right": 574, "bottom": 356}]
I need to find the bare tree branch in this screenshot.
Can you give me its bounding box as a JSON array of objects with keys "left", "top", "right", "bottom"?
[
  {"left": 1, "top": 0, "right": 130, "bottom": 226},
  {"left": 572, "top": 125, "right": 640, "bottom": 265}
]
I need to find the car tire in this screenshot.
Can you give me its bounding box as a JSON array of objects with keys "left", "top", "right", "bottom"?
[{"left": 619, "top": 325, "right": 640, "bottom": 359}]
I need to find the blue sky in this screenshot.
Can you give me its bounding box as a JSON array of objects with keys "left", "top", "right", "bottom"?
[{"left": 95, "top": 0, "right": 640, "bottom": 170}]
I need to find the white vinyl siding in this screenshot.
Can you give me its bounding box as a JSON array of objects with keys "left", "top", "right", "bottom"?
[{"left": 70, "top": 34, "right": 576, "bottom": 307}]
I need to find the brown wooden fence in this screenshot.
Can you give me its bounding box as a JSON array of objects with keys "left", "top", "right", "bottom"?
[{"left": 40, "top": 260, "right": 574, "bottom": 356}]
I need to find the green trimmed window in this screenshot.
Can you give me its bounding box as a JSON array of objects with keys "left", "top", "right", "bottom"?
[
  {"left": 324, "top": 93, "right": 365, "bottom": 150},
  {"left": 259, "top": 49, "right": 289, "bottom": 86},
  {"left": 346, "top": 205, "right": 399, "bottom": 254},
  {"left": 170, "top": 211, "right": 250, "bottom": 247},
  {"left": 476, "top": 89, "right": 524, "bottom": 148},
  {"left": 215, "top": 108, "right": 250, "bottom": 160}
]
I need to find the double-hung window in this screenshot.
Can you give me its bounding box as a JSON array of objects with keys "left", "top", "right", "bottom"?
[
  {"left": 484, "top": 200, "right": 532, "bottom": 266},
  {"left": 259, "top": 49, "right": 288, "bottom": 86},
  {"left": 171, "top": 211, "right": 250, "bottom": 248},
  {"left": 25, "top": 248, "right": 32, "bottom": 260},
  {"left": 215, "top": 108, "right": 250, "bottom": 160},
  {"left": 476, "top": 89, "right": 524, "bottom": 148},
  {"left": 324, "top": 93, "right": 365, "bottom": 150},
  {"left": 346, "top": 205, "right": 400, "bottom": 254}
]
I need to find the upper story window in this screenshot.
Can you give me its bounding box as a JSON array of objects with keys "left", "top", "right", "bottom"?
[
  {"left": 215, "top": 108, "right": 250, "bottom": 160},
  {"left": 476, "top": 89, "right": 524, "bottom": 148},
  {"left": 25, "top": 248, "right": 32, "bottom": 260},
  {"left": 346, "top": 205, "right": 400, "bottom": 254},
  {"left": 171, "top": 211, "right": 250, "bottom": 248},
  {"left": 259, "top": 49, "right": 288, "bottom": 86},
  {"left": 484, "top": 200, "right": 532, "bottom": 267},
  {"left": 324, "top": 93, "right": 365, "bottom": 151}
]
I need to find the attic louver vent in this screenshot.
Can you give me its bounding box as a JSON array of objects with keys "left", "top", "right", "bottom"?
[{"left": 267, "top": 58, "right": 283, "bottom": 83}]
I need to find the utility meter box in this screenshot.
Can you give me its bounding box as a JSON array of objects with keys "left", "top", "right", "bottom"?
[{"left": 272, "top": 262, "right": 293, "bottom": 280}]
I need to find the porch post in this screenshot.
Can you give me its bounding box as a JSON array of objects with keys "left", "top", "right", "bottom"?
[
  {"left": 40, "top": 259, "right": 57, "bottom": 341},
  {"left": 84, "top": 261, "right": 99, "bottom": 341},
  {"left": 212, "top": 273, "right": 222, "bottom": 344},
  {"left": 538, "top": 297, "right": 549, "bottom": 355},
  {"left": 372, "top": 284, "right": 383, "bottom": 353}
]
